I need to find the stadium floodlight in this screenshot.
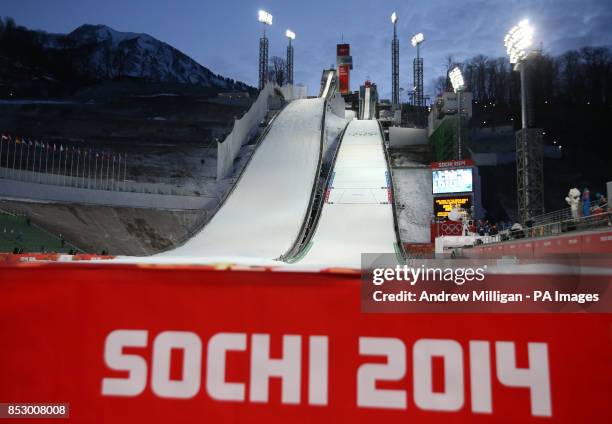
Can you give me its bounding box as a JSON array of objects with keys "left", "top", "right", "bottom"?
[
  {"left": 411, "top": 32, "right": 425, "bottom": 113},
  {"left": 286, "top": 30, "right": 295, "bottom": 85},
  {"left": 257, "top": 10, "right": 273, "bottom": 91},
  {"left": 449, "top": 66, "right": 466, "bottom": 159},
  {"left": 504, "top": 19, "right": 534, "bottom": 129},
  {"left": 258, "top": 10, "right": 273, "bottom": 26},
  {"left": 449, "top": 66, "right": 465, "bottom": 93},
  {"left": 504, "top": 19, "right": 533, "bottom": 64},
  {"left": 411, "top": 32, "right": 424, "bottom": 47},
  {"left": 391, "top": 12, "right": 397, "bottom": 24}
]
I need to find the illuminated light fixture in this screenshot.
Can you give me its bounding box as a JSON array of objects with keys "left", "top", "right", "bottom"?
[
  {"left": 411, "top": 32, "right": 424, "bottom": 47},
  {"left": 391, "top": 12, "right": 397, "bottom": 24},
  {"left": 504, "top": 19, "right": 534, "bottom": 64},
  {"left": 286, "top": 29, "right": 295, "bottom": 40},
  {"left": 449, "top": 66, "right": 465, "bottom": 93},
  {"left": 258, "top": 10, "right": 273, "bottom": 26}
]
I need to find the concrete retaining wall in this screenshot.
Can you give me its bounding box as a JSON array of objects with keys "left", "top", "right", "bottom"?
[{"left": 0, "top": 178, "right": 216, "bottom": 210}]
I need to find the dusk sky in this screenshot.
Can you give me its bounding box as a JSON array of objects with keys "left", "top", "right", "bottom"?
[{"left": 4, "top": 0, "right": 612, "bottom": 98}]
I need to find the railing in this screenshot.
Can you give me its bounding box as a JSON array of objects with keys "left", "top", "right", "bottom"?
[
  {"left": 279, "top": 98, "right": 336, "bottom": 262},
  {"left": 473, "top": 210, "right": 611, "bottom": 246},
  {"left": 378, "top": 119, "right": 406, "bottom": 260},
  {"left": 531, "top": 202, "right": 608, "bottom": 226},
  {"left": 0, "top": 165, "right": 208, "bottom": 198}
]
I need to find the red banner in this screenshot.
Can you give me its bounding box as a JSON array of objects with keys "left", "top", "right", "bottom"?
[
  {"left": 430, "top": 159, "right": 474, "bottom": 169},
  {"left": 0, "top": 264, "right": 611, "bottom": 422},
  {"left": 336, "top": 43, "right": 350, "bottom": 57},
  {"left": 338, "top": 64, "right": 350, "bottom": 95}
]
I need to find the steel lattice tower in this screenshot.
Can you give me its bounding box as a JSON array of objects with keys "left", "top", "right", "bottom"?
[
  {"left": 391, "top": 25, "right": 399, "bottom": 106},
  {"left": 515, "top": 59, "right": 544, "bottom": 223},
  {"left": 258, "top": 36, "right": 269, "bottom": 90},
  {"left": 516, "top": 128, "right": 544, "bottom": 223},
  {"left": 286, "top": 41, "right": 294, "bottom": 85},
  {"left": 413, "top": 57, "right": 423, "bottom": 108}
]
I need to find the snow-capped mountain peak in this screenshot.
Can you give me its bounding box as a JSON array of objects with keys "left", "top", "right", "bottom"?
[{"left": 54, "top": 24, "right": 249, "bottom": 90}]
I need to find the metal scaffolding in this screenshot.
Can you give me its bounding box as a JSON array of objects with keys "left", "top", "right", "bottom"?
[
  {"left": 391, "top": 24, "right": 399, "bottom": 106},
  {"left": 286, "top": 41, "right": 294, "bottom": 85},
  {"left": 516, "top": 128, "right": 545, "bottom": 224},
  {"left": 258, "top": 36, "right": 269, "bottom": 90},
  {"left": 413, "top": 56, "right": 424, "bottom": 108}
]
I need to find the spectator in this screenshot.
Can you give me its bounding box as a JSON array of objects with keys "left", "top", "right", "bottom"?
[
  {"left": 489, "top": 223, "right": 499, "bottom": 236},
  {"left": 596, "top": 193, "right": 607, "bottom": 208}
]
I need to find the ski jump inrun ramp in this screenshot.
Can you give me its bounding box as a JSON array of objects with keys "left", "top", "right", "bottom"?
[{"left": 144, "top": 84, "right": 400, "bottom": 267}]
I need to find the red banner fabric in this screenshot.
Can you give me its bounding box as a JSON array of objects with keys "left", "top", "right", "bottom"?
[{"left": 0, "top": 264, "right": 610, "bottom": 422}]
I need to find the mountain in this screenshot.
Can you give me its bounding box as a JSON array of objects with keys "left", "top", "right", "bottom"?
[
  {"left": 0, "top": 20, "right": 253, "bottom": 96},
  {"left": 57, "top": 24, "right": 250, "bottom": 90}
]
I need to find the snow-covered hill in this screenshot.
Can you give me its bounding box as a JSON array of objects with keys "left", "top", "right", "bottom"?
[{"left": 43, "top": 24, "right": 250, "bottom": 91}]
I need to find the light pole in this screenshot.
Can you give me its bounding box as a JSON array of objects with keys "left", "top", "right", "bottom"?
[
  {"left": 504, "top": 19, "right": 534, "bottom": 129},
  {"left": 504, "top": 19, "right": 544, "bottom": 223},
  {"left": 286, "top": 29, "right": 295, "bottom": 85},
  {"left": 449, "top": 66, "right": 465, "bottom": 160},
  {"left": 411, "top": 32, "right": 424, "bottom": 108},
  {"left": 258, "top": 10, "right": 273, "bottom": 91},
  {"left": 391, "top": 12, "right": 399, "bottom": 108}
]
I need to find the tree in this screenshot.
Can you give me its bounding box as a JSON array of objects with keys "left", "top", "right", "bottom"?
[{"left": 268, "top": 56, "right": 287, "bottom": 86}]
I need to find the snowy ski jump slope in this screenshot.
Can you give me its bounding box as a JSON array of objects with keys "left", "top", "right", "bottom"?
[
  {"left": 321, "top": 71, "right": 335, "bottom": 99},
  {"left": 157, "top": 97, "right": 325, "bottom": 259},
  {"left": 297, "top": 119, "right": 400, "bottom": 267}
]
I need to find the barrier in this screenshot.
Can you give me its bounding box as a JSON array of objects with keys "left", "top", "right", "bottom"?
[
  {"left": 462, "top": 230, "right": 612, "bottom": 258},
  {"left": 0, "top": 177, "right": 215, "bottom": 210},
  {"left": 0, "top": 264, "right": 610, "bottom": 422}
]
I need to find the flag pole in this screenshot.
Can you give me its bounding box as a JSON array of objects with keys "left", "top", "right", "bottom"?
[
  {"left": 69, "top": 147, "right": 74, "bottom": 186},
  {"left": 0, "top": 135, "right": 4, "bottom": 178},
  {"left": 24, "top": 141, "right": 30, "bottom": 181},
  {"left": 123, "top": 153, "right": 127, "bottom": 191},
  {"left": 111, "top": 155, "right": 115, "bottom": 191},
  {"left": 52, "top": 144, "right": 57, "bottom": 184},
  {"left": 18, "top": 139, "right": 23, "bottom": 180},
  {"left": 105, "top": 155, "right": 110, "bottom": 190},
  {"left": 75, "top": 148, "right": 80, "bottom": 188},
  {"left": 11, "top": 138, "right": 17, "bottom": 179}
]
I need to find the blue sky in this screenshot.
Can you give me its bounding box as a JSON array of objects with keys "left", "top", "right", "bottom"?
[{"left": 4, "top": 0, "right": 612, "bottom": 98}]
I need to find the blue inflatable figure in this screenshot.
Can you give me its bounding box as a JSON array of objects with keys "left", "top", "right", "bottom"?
[{"left": 582, "top": 187, "right": 591, "bottom": 217}]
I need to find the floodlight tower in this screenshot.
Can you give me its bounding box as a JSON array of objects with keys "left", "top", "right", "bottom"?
[
  {"left": 449, "top": 66, "right": 465, "bottom": 160},
  {"left": 286, "top": 30, "right": 295, "bottom": 85},
  {"left": 411, "top": 33, "right": 424, "bottom": 110},
  {"left": 504, "top": 19, "right": 544, "bottom": 223},
  {"left": 391, "top": 12, "right": 399, "bottom": 108},
  {"left": 258, "top": 10, "right": 273, "bottom": 90}
]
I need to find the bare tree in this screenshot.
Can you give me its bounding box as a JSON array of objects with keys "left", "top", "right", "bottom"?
[{"left": 268, "top": 56, "right": 287, "bottom": 86}]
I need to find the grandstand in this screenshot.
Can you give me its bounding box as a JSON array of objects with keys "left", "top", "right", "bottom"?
[{"left": 0, "top": 210, "right": 77, "bottom": 253}]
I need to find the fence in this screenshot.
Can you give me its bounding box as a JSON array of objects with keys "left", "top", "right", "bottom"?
[
  {"left": 531, "top": 202, "right": 608, "bottom": 226},
  {"left": 474, "top": 210, "right": 611, "bottom": 246}
]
